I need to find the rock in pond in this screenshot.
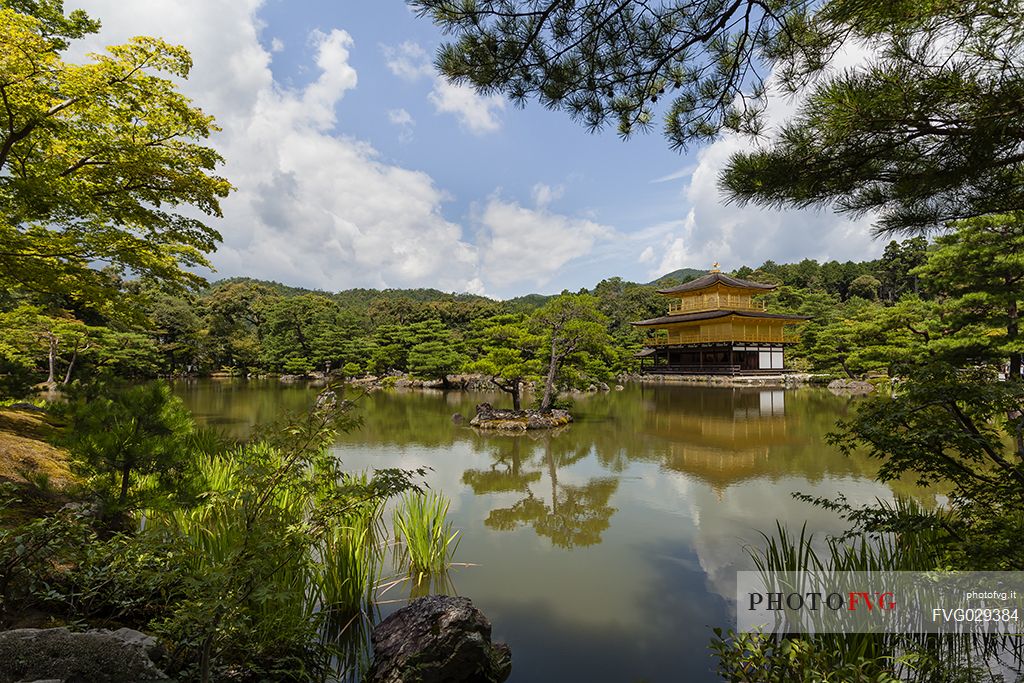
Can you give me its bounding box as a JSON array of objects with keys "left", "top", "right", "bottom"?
[
  {"left": 0, "top": 627, "right": 168, "bottom": 682},
  {"left": 366, "top": 595, "right": 511, "bottom": 683},
  {"left": 826, "top": 378, "right": 875, "bottom": 395},
  {"left": 469, "top": 403, "right": 572, "bottom": 431}
]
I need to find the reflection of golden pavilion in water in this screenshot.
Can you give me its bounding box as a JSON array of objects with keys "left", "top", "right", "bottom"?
[{"left": 642, "top": 389, "right": 790, "bottom": 494}]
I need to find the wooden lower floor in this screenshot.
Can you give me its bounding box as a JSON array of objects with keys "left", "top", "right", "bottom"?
[{"left": 638, "top": 343, "right": 791, "bottom": 375}]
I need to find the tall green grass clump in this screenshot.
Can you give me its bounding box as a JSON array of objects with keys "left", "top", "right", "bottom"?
[
  {"left": 313, "top": 472, "right": 387, "bottom": 616},
  {"left": 141, "top": 390, "right": 421, "bottom": 682},
  {"left": 392, "top": 490, "right": 460, "bottom": 578}
]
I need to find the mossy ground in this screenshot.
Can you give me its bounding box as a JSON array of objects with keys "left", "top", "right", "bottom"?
[{"left": 0, "top": 408, "right": 74, "bottom": 520}]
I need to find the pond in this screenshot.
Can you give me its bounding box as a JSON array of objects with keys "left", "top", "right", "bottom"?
[{"left": 173, "top": 379, "right": 935, "bottom": 683}]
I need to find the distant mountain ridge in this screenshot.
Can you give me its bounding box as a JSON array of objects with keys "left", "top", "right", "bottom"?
[
  {"left": 645, "top": 268, "right": 707, "bottom": 287},
  {"left": 208, "top": 267, "right": 707, "bottom": 308}
]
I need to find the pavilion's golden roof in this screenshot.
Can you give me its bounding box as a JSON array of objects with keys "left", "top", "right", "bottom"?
[{"left": 656, "top": 272, "right": 776, "bottom": 295}]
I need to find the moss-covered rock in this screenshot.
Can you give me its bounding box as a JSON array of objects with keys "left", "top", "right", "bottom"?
[
  {"left": 0, "top": 627, "right": 167, "bottom": 682},
  {"left": 468, "top": 403, "right": 572, "bottom": 431}
]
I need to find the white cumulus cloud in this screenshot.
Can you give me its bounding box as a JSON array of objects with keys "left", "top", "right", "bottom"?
[
  {"left": 383, "top": 40, "right": 505, "bottom": 134},
  {"left": 640, "top": 46, "right": 884, "bottom": 277},
  {"left": 426, "top": 79, "right": 505, "bottom": 134},
  {"left": 387, "top": 107, "right": 415, "bottom": 142},
  {"left": 476, "top": 194, "right": 614, "bottom": 288},
  {"left": 68, "top": 0, "right": 481, "bottom": 292},
  {"left": 381, "top": 41, "right": 434, "bottom": 81}
]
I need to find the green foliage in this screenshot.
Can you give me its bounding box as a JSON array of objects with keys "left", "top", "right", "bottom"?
[
  {"left": 465, "top": 314, "right": 542, "bottom": 409},
  {"left": 315, "top": 474, "right": 387, "bottom": 616},
  {"left": 848, "top": 274, "right": 880, "bottom": 301},
  {"left": 530, "top": 293, "right": 613, "bottom": 411},
  {"left": 0, "top": 305, "right": 162, "bottom": 392},
  {"left": 914, "top": 213, "right": 1024, "bottom": 377},
  {"left": 410, "top": 0, "right": 814, "bottom": 147},
  {"left": 710, "top": 630, "right": 900, "bottom": 683},
  {"left": 795, "top": 296, "right": 935, "bottom": 378},
  {"left": 260, "top": 294, "right": 359, "bottom": 375},
  {"left": 406, "top": 320, "right": 469, "bottom": 387},
  {"left": 36, "top": 530, "right": 183, "bottom": 626},
  {"left": 0, "top": 486, "right": 91, "bottom": 616},
  {"left": 392, "top": 490, "right": 461, "bottom": 578},
  {"left": 59, "top": 381, "right": 197, "bottom": 513},
  {"left": 145, "top": 390, "right": 422, "bottom": 681},
  {"left": 0, "top": 387, "right": 430, "bottom": 680},
  {"left": 0, "top": 3, "right": 231, "bottom": 313},
  {"left": 722, "top": 4, "right": 1024, "bottom": 233},
  {"left": 828, "top": 363, "right": 1024, "bottom": 569}
]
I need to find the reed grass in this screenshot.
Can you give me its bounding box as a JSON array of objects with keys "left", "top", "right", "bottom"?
[
  {"left": 144, "top": 445, "right": 461, "bottom": 681},
  {"left": 146, "top": 448, "right": 388, "bottom": 633},
  {"left": 392, "top": 490, "right": 460, "bottom": 578},
  {"left": 313, "top": 474, "right": 387, "bottom": 616}
]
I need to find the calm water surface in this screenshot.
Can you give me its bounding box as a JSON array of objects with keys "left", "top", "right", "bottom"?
[{"left": 173, "top": 380, "right": 933, "bottom": 683}]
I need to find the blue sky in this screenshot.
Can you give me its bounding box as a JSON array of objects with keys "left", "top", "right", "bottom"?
[{"left": 70, "top": 0, "right": 884, "bottom": 299}]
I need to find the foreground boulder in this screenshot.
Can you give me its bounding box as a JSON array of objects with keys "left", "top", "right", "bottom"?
[
  {"left": 0, "top": 627, "right": 167, "bottom": 682},
  {"left": 367, "top": 595, "right": 511, "bottom": 683},
  {"left": 469, "top": 403, "right": 571, "bottom": 431}
]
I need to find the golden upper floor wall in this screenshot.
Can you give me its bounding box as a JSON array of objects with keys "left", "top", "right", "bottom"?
[
  {"left": 657, "top": 271, "right": 776, "bottom": 315},
  {"left": 666, "top": 284, "right": 767, "bottom": 314}
]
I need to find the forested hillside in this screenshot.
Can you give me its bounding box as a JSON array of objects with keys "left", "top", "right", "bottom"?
[{"left": 2, "top": 233, "right": 985, "bottom": 395}]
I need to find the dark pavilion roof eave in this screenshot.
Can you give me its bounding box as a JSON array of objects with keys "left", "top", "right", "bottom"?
[
  {"left": 656, "top": 272, "right": 777, "bottom": 294},
  {"left": 629, "top": 310, "right": 811, "bottom": 326}
]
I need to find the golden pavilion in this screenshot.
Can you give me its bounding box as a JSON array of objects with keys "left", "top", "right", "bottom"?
[{"left": 631, "top": 266, "right": 808, "bottom": 374}]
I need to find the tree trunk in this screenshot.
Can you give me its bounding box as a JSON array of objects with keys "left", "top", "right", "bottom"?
[
  {"left": 118, "top": 461, "right": 132, "bottom": 505},
  {"left": 511, "top": 382, "right": 521, "bottom": 411},
  {"left": 46, "top": 334, "right": 58, "bottom": 386},
  {"left": 441, "top": 374, "right": 451, "bottom": 390},
  {"left": 1008, "top": 301, "right": 1020, "bottom": 380},
  {"left": 62, "top": 343, "right": 82, "bottom": 385},
  {"left": 541, "top": 339, "right": 560, "bottom": 412}
]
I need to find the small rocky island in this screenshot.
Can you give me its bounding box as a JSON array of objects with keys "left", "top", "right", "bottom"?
[{"left": 469, "top": 403, "right": 572, "bottom": 431}]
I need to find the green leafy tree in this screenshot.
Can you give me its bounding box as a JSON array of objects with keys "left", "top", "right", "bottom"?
[
  {"left": 829, "top": 363, "right": 1024, "bottom": 569},
  {"left": 0, "top": 304, "right": 162, "bottom": 392},
  {"left": 146, "top": 291, "right": 206, "bottom": 375},
  {"left": 797, "top": 296, "right": 934, "bottom": 377},
  {"left": 368, "top": 324, "right": 415, "bottom": 375},
  {"left": 530, "top": 294, "right": 611, "bottom": 411},
  {"left": 722, "top": 4, "right": 1024, "bottom": 234},
  {"left": 914, "top": 214, "right": 1024, "bottom": 379},
  {"left": 847, "top": 274, "right": 880, "bottom": 301},
  {"left": 407, "top": 340, "right": 468, "bottom": 389},
  {"left": 467, "top": 315, "right": 543, "bottom": 410},
  {"left": 261, "top": 295, "right": 355, "bottom": 374},
  {"left": 201, "top": 281, "right": 276, "bottom": 371},
  {"left": 61, "top": 382, "right": 196, "bottom": 511},
  {"left": 874, "top": 238, "right": 927, "bottom": 302},
  {"left": 0, "top": 2, "right": 231, "bottom": 311},
  {"left": 0, "top": 306, "right": 102, "bottom": 387},
  {"left": 410, "top": 0, "right": 815, "bottom": 147}
]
